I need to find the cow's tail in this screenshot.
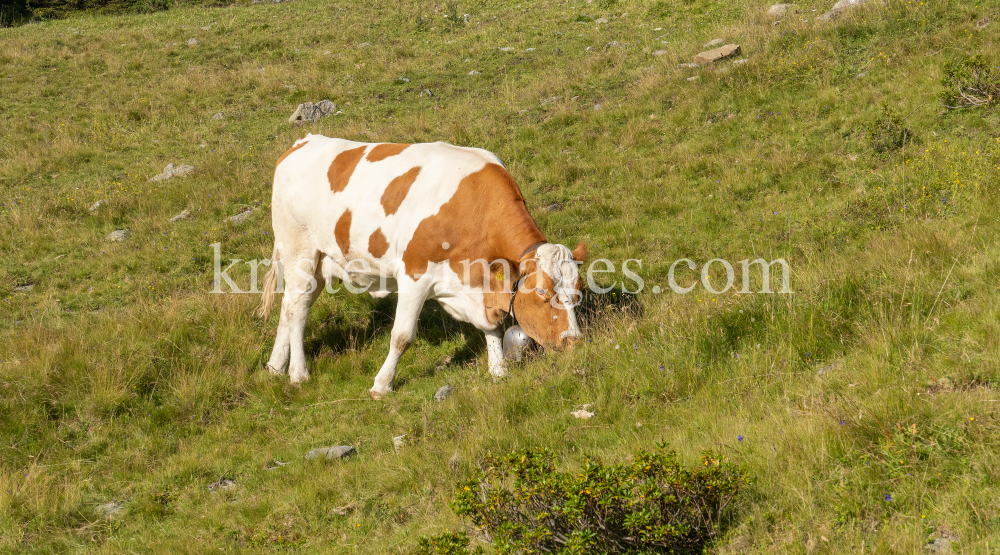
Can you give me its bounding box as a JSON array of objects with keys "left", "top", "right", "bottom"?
[{"left": 256, "top": 246, "right": 280, "bottom": 319}]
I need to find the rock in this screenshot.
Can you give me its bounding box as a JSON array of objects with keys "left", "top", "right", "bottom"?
[
  {"left": 169, "top": 209, "right": 190, "bottom": 222},
  {"left": 817, "top": 360, "right": 843, "bottom": 376},
  {"left": 468, "top": 70, "right": 480, "bottom": 75},
  {"left": 975, "top": 17, "right": 990, "bottom": 29},
  {"left": 393, "top": 435, "right": 406, "bottom": 453},
  {"left": 733, "top": 58, "right": 749, "bottom": 65},
  {"left": 288, "top": 99, "right": 337, "bottom": 124},
  {"left": 211, "top": 112, "right": 224, "bottom": 120},
  {"left": 703, "top": 38, "right": 725, "bottom": 48},
  {"left": 264, "top": 458, "right": 292, "bottom": 470},
  {"left": 420, "top": 88, "right": 433, "bottom": 97},
  {"left": 540, "top": 96, "right": 561, "bottom": 105},
  {"left": 187, "top": 38, "right": 198, "bottom": 46},
  {"left": 227, "top": 209, "right": 252, "bottom": 223},
  {"left": 149, "top": 163, "right": 195, "bottom": 182},
  {"left": 448, "top": 451, "right": 460, "bottom": 472},
  {"left": 106, "top": 229, "right": 129, "bottom": 242},
  {"left": 200, "top": 23, "right": 212, "bottom": 30},
  {"left": 96, "top": 502, "right": 124, "bottom": 517},
  {"left": 925, "top": 530, "right": 959, "bottom": 553},
  {"left": 595, "top": 17, "right": 608, "bottom": 23},
  {"left": 604, "top": 41, "right": 623, "bottom": 50},
  {"left": 593, "top": 103, "right": 602, "bottom": 110},
  {"left": 208, "top": 476, "right": 236, "bottom": 492},
  {"left": 652, "top": 50, "right": 668, "bottom": 56},
  {"left": 13, "top": 284, "right": 34, "bottom": 292},
  {"left": 544, "top": 202, "right": 563, "bottom": 212},
  {"left": 687, "top": 76, "right": 700, "bottom": 81},
  {"left": 396, "top": 77, "right": 410, "bottom": 83},
  {"left": 434, "top": 385, "right": 453, "bottom": 401},
  {"left": 693, "top": 44, "right": 741, "bottom": 65},
  {"left": 306, "top": 445, "right": 357, "bottom": 460},
  {"left": 818, "top": 0, "right": 871, "bottom": 21},
  {"left": 768, "top": 3, "right": 795, "bottom": 16},
  {"left": 571, "top": 408, "right": 595, "bottom": 419},
  {"left": 679, "top": 62, "right": 700, "bottom": 68},
  {"left": 525, "top": 47, "right": 536, "bottom": 51},
  {"left": 499, "top": 46, "right": 514, "bottom": 51},
  {"left": 88, "top": 199, "right": 106, "bottom": 212}
]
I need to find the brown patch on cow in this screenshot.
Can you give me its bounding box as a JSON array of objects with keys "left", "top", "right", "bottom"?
[
  {"left": 381, "top": 166, "right": 421, "bottom": 216},
  {"left": 368, "top": 229, "right": 389, "bottom": 259},
  {"left": 328, "top": 146, "right": 367, "bottom": 193},
  {"left": 572, "top": 242, "right": 588, "bottom": 262},
  {"left": 512, "top": 262, "right": 565, "bottom": 348},
  {"left": 335, "top": 209, "right": 352, "bottom": 255},
  {"left": 276, "top": 140, "right": 309, "bottom": 166},
  {"left": 401, "top": 163, "right": 546, "bottom": 287},
  {"left": 366, "top": 143, "right": 411, "bottom": 162}
]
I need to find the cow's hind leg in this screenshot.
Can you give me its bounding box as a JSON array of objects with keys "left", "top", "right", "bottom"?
[
  {"left": 370, "top": 281, "right": 428, "bottom": 399},
  {"left": 266, "top": 247, "right": 322, "bottom": 383},
  {"left": 484, "top": 328, "right": 508, "bottom": 378}
]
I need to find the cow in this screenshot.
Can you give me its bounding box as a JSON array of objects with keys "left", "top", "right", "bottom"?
[{"left": 257, "top": 135, "right": 586, "bottom": 399}]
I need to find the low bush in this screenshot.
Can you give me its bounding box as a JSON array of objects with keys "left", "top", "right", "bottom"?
[
  {"left": 941, "top": 55, "right": 999, "bottom": 110},
  {"left": 868, "top": 105, "right": 912, "bottom": 154},
  {"left": 420, "top": 443, "right": 749, "bottom": 555}
]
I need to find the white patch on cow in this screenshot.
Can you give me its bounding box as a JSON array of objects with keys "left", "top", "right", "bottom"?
[{"left": 534, "top": 244, "right": 583, "bottom": 341}]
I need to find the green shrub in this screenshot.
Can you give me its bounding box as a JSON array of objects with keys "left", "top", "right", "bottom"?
[
  {"left": 941, "top": 55, "right": 999, "bottom": 109},
  {"left": 868, "top": 105, "right": 912, "bottom": 154},
  {"left": 447, "top": 444, "right": 749, "bottom": 555},
  {"left": 416, "top": 531, "right": 484, "bottom": 555}
]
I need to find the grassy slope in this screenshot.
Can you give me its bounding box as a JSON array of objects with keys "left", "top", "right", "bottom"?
[{"left": 1, "top": 0, "right": 999, "bottom": 552}]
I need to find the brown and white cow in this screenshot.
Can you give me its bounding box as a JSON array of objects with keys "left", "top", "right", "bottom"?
[{"left": 258, "top": 135, "right": 586, "bottom": 398}]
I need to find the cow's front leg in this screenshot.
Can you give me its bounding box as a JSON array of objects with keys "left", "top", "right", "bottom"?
[
  {"left": 484, "top": 328, "right": 508, "bottom": 379},
  {"left": 370, "top": 284, "right": 427, "bottom": 399}
]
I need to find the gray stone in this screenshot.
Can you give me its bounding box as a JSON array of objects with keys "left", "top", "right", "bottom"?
[
  {"left": 768, "top": 3, "right": 795, "bottom": 16},
  {"left": 434, "top": 385, "right": 453, "bottom": 401},
  {"left": 733, "top": 58, "right": 749, "bottom": 65},
  {"left": 593, "top": 103, "right": 602, "bottom": 110},
  {"left": 975, "top": 17, "right": 990, "bottom": 29},
  {"left": 925, "top": 531, "right": 959, "bottom": 554},
  {"left": 468, "top": 70, "right": 480, "bottom": 75},
  {"left": 227, "top": 209, "right": 252, "bottom": 224},
  {"left": 703, "top": 38, "right": 725, "bottom": 48},
  {"left": 686, "top": 76, "right": 700, "bottom": 81},
  {"left": 211, "top": 112, "right": 224, "bottom": 120},
  {"left": 817, "top": 360, "right": 842, "bottom": 376},
  {"left": 187, "top": 38, "right": 198, "bottom": 46},
  {"left": 14, "top": 284, "right": 34, "bottom": 292},
  {"left": 420, "top": 88, "right": 433, "bottom": 97},
  {"left": 149, "top": 163, "right": 195, "bottom": 182},
  {"left": 499, "top": 46, "right": 514, "bottom": 52},
  {"left": 679, "top": 62, "right": 700, "bottom": 68},
  {"left": 88, "top": 199, "right": 106, "bottom": 212},
  {"left": 540, "top": 96, "right": 561, "bottom": 105},
  {"left": 306, "top": 445, "right": 356, "bottom": 460},
  {"left": 652, "top": 50, "right": 668, "bottom": 56},
  {"left": 106, "top": 229, "right": 129, "bottom": 242},
  {"left": 96, "top": 501, "right": 124, "bottom": 517},
  {"left": 604, "top": 41, "right": 623, "bottom": 50},
  {"left": 544, "top": 202, "right": 564, "bottom": 212},
  {"left": 208, "top": 476, "right": 235, "bottom": 492},
  {"left": 818, "top": 0, "right": 871, "bottom": 21},
  {"left": 288, "top": 99, "right": 337, "bottom": 124},
  {"left": 397, "top": 77, "right": 410, "bottom": 83},
  {"left": 200, "top": 23, "right": 213, "bottom": 30},
  {"left": 595, "top": 17, "right": 608, "bottom": 23},
  {"left": 694, "top": 44, "right": 741, "bottom": 65},
  {"left": 169, "top": 209, "right": 190, "bottom": 222},
  {"left": 393, "top": 435, "right": 406, "bottom": 453}
]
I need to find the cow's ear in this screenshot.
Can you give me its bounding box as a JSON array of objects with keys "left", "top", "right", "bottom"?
[{"left": 572, "top": 242, "right": 587, "bottom": 262}]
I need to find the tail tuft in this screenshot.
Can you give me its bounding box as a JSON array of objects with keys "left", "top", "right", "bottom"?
[{"left": 256, "top": 247, "right": 279, "bottom": 319}]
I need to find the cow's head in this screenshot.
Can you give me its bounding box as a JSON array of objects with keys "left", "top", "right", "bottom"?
[{"left": 512, "top": 242, "right": 587, "bottom": 349}]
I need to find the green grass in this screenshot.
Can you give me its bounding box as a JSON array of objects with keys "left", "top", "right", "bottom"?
[{"left": 2, "top": 0, "right": 1000, "bottom": 552}]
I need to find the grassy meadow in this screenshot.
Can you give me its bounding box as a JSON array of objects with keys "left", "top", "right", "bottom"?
[{"left": 2, "top": 0, "right": 1000, "bottom": 551}]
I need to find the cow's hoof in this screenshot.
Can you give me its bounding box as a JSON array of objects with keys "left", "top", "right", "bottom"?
[
  {"left": 489, "top": 365, "right": 509, "bottom": 380},
  {"left": 266, "top": 363, "right": 286, "bottom": 376},
  {"left": 289, "top": 369, "right": 310, "bottom": 384},
  {"left": 369, "top": 387, "right": 391, "bottom": 400}
]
